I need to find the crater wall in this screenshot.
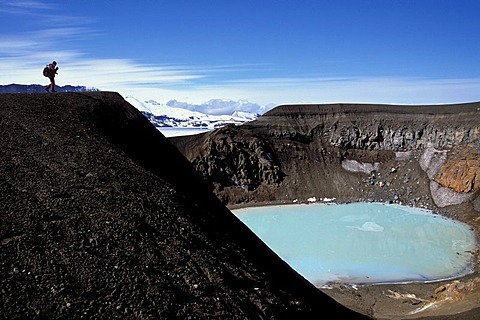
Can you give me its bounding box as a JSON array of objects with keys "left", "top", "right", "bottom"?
[{"left": 170, "top": 102, "right": 480, "bottom": 214}]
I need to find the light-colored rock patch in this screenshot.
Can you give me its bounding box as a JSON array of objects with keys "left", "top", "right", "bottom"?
[
  {"left": 430, "top": 181, "right": 475, "bottom": 208},
  {"left": 341, "top": 159, "right": 380, "bottom": 175},
  {"left": 419, "top": 147, "right": 448, "bottom": 179}
]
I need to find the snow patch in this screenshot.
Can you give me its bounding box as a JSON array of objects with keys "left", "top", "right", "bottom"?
[{"left": 322, "top": 197, "right": 336, "bottom": 202}]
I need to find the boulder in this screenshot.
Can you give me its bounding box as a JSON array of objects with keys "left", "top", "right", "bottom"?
[{"left": 434, "top": 146, "right": 480, "bottom": 193}]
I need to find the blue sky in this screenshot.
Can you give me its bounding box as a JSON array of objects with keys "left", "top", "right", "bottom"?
[{"left": 1, "top": 0, "right": 479, "bottom": 113}]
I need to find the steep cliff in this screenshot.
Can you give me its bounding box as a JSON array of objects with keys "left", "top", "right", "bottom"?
[{"left": 170, "top": 102, "right": 480, "bottom": 212}]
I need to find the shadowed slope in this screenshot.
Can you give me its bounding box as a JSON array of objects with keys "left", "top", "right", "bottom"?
[{"left": 0, "top": 92, "right": 368, "bottom": 319}]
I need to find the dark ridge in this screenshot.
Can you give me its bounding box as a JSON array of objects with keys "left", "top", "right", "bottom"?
[
  {"left": 0, "top": 92, "right": 368, "bottom": 319},
  {"left": 263, "top": 102, "right": 480, "bottom": 117}
]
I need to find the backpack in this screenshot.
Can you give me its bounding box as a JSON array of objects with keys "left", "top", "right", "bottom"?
[{"left": 43, "top": 66, "right": 49, "bottom": 77}]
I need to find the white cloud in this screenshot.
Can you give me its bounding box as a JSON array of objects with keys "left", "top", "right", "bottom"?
[
  {"left": 0, "top": 0, "right": 54, "bottom": 14},
  {"left": 0, "top": 24, "right": 210, "bottom": 91},
  {"left": 166, "top": 76, "right": 480, "bottom": 106},
  {"left": 60, "top": 59, "right": 206, "bottom": 87},
  {"left": 0, "top": 0, "right": 87, "bottom": 25}
]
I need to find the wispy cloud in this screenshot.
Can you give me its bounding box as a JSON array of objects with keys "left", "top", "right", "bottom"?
[
  {"left": 60, "top": 59, "right": 208, "bottom": 88},
  {"left": 0, "top": 28, "right": 91, "bottom": 57},
  {"left": 0, "top": 0, "right": 89, "bottom": 25},
  {"left": 0, "top": 3, "right": 245, "bottom": 97},
  {"left": 0, "top": 0, "right": 54, "bottom": 14},
  {"left": 181, "top": 76, "right": 480, "bottom": 106}
]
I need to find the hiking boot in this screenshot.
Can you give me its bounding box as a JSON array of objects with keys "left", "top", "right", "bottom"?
[{"left": 52, "top": 90, "right": 57, "bottom": 93}]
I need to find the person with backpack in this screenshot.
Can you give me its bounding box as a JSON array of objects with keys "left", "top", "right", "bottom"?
[{"left": 44, "top": 61, "right": 58, "bottom": 92}]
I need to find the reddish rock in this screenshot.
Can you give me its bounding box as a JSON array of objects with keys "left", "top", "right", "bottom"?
[{"left": 435, "top": 146, "right": 480, "bottom": 193}]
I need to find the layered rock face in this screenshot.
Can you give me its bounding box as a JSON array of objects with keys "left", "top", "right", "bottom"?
[{"left": 170, "top": 103, "right": 480, "bottom": 211}]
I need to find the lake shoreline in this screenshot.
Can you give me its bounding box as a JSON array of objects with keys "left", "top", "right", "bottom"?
[{"left": 229, "top": 200, "right": 480, "bottom": 319}]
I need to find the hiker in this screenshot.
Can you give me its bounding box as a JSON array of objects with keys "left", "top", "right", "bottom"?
[{"left": 44, "top": 61, "right": 59, "bottom": 92}]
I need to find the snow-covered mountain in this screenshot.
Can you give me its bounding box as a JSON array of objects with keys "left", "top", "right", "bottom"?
[
  {"left": 0, "top": 84, "right": 98, "bottom": 93},
  {"left": 125, "top": 96, "right": 260, "bottom": 130}
]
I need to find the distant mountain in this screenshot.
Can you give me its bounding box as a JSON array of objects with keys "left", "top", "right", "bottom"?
[
  {"left": 0, "top": 84, "right": 99, "bottom": 93},
  {"left": 0, "top": 86, "right": 260, "bottom": 130},
  {"left": 124, "top": 96, "right": 260, "bottom": 129}
]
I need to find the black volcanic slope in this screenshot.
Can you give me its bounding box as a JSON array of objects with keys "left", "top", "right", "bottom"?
[{"left": 0, "top": 92, "right": 368, "bottom": 319}]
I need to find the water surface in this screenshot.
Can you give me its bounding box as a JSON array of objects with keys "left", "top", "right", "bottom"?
[
  {"left": 234, "top": 203, "right": 477, "bottom": 286},
  {"left": 158, "top": 127, "right": 211, "bottom": 137}
]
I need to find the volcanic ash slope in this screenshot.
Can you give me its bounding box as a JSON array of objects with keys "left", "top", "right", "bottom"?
[{"left": 0, "top": 92, "right": 368, "bottom": 319}]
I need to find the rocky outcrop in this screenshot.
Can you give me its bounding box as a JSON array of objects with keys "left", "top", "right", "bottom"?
[
  {"left": 328, "top": 122, "right": 479, "bottom": 151},
  {"left": 417, "top": 147, "right": 475, "bottom": 207},
  {"left": 192, "top": 126, "right": 283, "bottom": 191},
  {"left": 434, "top": 146, "right": 480, "bottom": 193},
  {"left": 170, "top": 102, "right": 480, "bottom": 211}
]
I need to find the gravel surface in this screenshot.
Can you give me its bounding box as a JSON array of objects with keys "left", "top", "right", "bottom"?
[{"left": 0, "top": 92, "right": 369, "bottom": 319}]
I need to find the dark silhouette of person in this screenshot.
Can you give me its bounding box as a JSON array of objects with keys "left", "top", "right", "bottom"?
[{"left": 45, "top": 61, "right": 58, "bottom": 92}]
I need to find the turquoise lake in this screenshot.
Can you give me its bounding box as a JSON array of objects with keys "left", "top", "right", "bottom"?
[{"left": 233, "top": 202, "right": 477, "bottom": 287}]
